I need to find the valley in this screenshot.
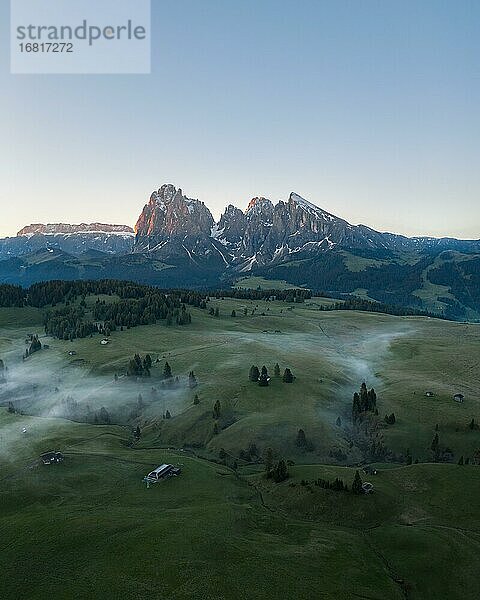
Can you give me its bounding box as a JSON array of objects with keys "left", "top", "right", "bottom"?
[{"left": 1, "top": 288, "right": 479, "bottom": 599}]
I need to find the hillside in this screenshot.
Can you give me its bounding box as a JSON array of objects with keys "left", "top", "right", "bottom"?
[
  {"left": 2, "top": 411, "right": 478, "bottom": 599},
  {"left": 1, "top": 294, "right": 479, "bottom": 466},
  {"left": 1, "top": 292, "right": 479, "bottom": 599}
]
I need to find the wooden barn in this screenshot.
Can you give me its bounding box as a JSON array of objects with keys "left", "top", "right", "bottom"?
[{"left": 143, "top": 464, "right": 181, "bottom": 483}]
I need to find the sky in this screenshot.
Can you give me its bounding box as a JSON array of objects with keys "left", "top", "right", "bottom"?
[{"left": 0, "top": 0, "right": 479, "bottom": 239}]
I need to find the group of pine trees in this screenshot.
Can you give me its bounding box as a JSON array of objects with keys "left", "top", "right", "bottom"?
[
  {"left": 92, "top": 295, "right": 192, "bottom": 330},
  {"left": 238, "top": 442, "right": 260, "bottom": 462},
  {"left": 126, "top": 354, "right": 153, "bottom": 377},
  {"left": 0, "top": 284, "right": 24, "bottom": 307},
  {"left": 59, "top": 398, "right": 112, "bottom": 425},
  {"left": 301, "top": 477, "right": 348, "bottom": 492},
  {"left": 458, "top": 450, "right": 480, "bottom": 466},
  {"left": 262, "top": 447, "right": 289, "bottom": 482},
  {"left": 1, "top": 280, "right": 200, "bottom": 342},
  {"left": 249, "top": 364, "right": 294, "bottom": 385},
  {"left": 320, "top": 297, "right": 441, "bottom": 320},
  {"left": 44, "top": 306, "right": 101, "bottom": 340},
  {"left": 208, "top": 288, "right": 312, "bottom": 303},
  {"left": 352, "top": 382, "right": 377, "bottom": 422}
]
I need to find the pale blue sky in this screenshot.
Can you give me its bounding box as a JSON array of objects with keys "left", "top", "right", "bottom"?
[{"left": 1, "top": 0, "right": 479, "bottom": 238}]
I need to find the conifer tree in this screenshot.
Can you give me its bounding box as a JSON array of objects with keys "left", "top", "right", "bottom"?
[
  {"left": 249, "top": 365, "right": 260, "bottom": 382},
  {"left": 283, "top": 368, "right": 294, "bottom": 383},
  {"left": 274, "top": 363, "right": 280, "bottom": 377},
  {"left": 188, "top": 371, "right": 198, "bottom": 388},
  {"left": 213, "top": 400, "right": 221, "bottom": 419},
  {"left": 264, "top": 447, "right": 274, "bottom": 475},
  {"left": 431, "top": 432, "right": 440, "bottom": 461},
  {"left": 367, "top": 388, "right": 377, "bottom": 411},
  {"left": 360, "top": 382, "right": 368, "bottom": 411},
  {"left": 163, "top": 361, "right": 172, "bottom": 379},
  {"left": 352, "top": 392, "right": 361, "bottom": 421},
  {"left": 296, "top": 428, "right": 307, "bottom": 447},
  {"left": 193, "top": 394, "right": 200, "bottom": 405},
  {"left": 258, "top": 366, "right": 269, "bottom": 387},
  {"left": 335, "top": 416, "right": 342, "bottom": 427},
  {"left": 272, "top": 459, "right": 288, "bottom": 482},
  {"left": 99, "top": 406, "right": 110, "bottom": 424},
  {"left": 231, "top": 310, "right": 236, "bottom": 317},
  {"left": 165, "top": 409, "right": 171, "bottom": 419},
  {"left": 352, "top": 470, "right": 363, "bottom": 494}
]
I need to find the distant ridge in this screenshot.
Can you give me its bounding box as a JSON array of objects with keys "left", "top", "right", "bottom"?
[
  {"left": 18, "top": 223, "right": 134, "bottom": 236},
  {"left": 0, "top": 183, "right": 479, "bottom": 321}
]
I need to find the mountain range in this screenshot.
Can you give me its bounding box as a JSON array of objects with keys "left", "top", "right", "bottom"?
[
  {"left": 0, "top": 223, "right": 134, "bottom": 259},
  {"left": 1, "top": 184, "right": 479, "bottom": 320}
]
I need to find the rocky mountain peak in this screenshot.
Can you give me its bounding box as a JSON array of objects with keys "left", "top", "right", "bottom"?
[
  {"left": 135, "top": 185, "right": 214, "bottom": 240},
  {"left": 214, "top": 205, "right": 247, "bottom": 246},
  {"left": 245, "top": 197, "right": 274, "bottom": 218}
]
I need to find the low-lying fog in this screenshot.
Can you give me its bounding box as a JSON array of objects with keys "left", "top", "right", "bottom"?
[{"left": 0, "top": 318, "right": 413, "bottom": 460}]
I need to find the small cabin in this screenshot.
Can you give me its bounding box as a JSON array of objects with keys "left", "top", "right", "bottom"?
[
  {"left": 454, "top": 393, "right": 465, "bottom": 403},
  {"left": 363, "top": 466, "right": 377, "bottom": 475},
  {"left": 41, "top": 451, "right": 64, "bottom": 465},
  {"left": 68, "top": 350, "right": 77, "bottom": 356},
  {"left": 425, "top": 391, "right": 435, "bottom": 397},
  {"left": 100, "top": 339, "right": 110, "bottom": 345},
  {"left": 144, "top": 463, "right": 181, "bottom": 482},
  {"left": 362, "top": 482, "right": 374, "bottom": 494}
]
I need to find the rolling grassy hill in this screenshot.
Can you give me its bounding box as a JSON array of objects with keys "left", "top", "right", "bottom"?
[
  {"left": 1, "top": 297, "right": 479, "bottom": 598},
  {"left": 1, "top": 410, "right": 479, "bottom": 599}
]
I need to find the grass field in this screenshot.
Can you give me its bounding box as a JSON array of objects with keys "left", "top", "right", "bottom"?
[
  {"left": 1, "top": 409, "right": 479, "bottom": 600},
  {"left": 234, "top": 276, "right": 306, "bottom": 290},
  {"left": 1, "top": 298, "right": 479, "bottom": 599}
]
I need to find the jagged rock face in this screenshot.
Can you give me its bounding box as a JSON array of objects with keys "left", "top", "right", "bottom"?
[
  {"left": 231, "top": 193, "right": 376, "bottom": 269},
  {"left": 241, "top": 197, "right": 274, "bottom": 257},
  {"left": 4, "top": 183, "right": 479, "bottom": 275},
  {"left": 134, "top": 185, "right": 228, "bottom": 271},
  {"left": 213, "top": 205, "right": 247, "bottom": 246},
  {"left": 135, "top": 184, "right": 214, "bottom": 246},
  {"left": 18, "top": 223, "right": 133, "bottom": 236},
  {"left": 273, "top": 193, "right": 387, "bottom": 251},
  {"left": 133, "top": 185, "right": 480, "bottom": 272}
]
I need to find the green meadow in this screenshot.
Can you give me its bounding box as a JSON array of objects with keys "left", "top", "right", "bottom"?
[{"left": 0, "top": 297, "right": 479, "bottom": 599}]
